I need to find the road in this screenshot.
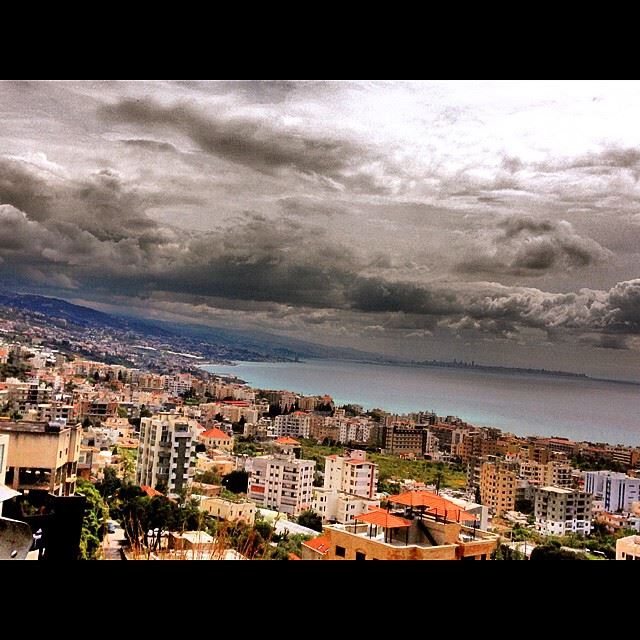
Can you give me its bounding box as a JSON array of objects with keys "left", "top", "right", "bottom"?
[{"left": 103, "top": 522, "right": 127, "bottom": 560}]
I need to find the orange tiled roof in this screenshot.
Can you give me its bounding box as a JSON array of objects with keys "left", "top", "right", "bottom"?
[
  {"left": 202, "top": 428, "right": 231, "bottom": 440},
  {"left": 140, "top": 485, "right": 164, "bottom": 497},
  {"left": 388, "top": 491, "right": 477, "bottom": 522},
  {"left": 355, "top": 510, "right": 411, "bottom": 528},
  {"left": 275, "top": 436, "right": 300, "bottom": 445},
  {"left": 288, "top": 552, "right": 301, "bottom": 560},
  {"left": 302, "top": 535, "right": 331, "bottom": 554}
]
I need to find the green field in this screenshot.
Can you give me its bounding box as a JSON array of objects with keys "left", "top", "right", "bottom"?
[{"left": 298, "top": 439, "right": 467, "bottom": 491}]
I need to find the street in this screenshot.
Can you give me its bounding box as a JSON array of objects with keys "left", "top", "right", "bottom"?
[{"left": 103, "top": 522, "right": 127, "bottom": 560}]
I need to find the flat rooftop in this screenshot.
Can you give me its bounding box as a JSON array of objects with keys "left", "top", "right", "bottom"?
[
  {"left": 539, "top": 486, "right": 573, "bottom": 494},
  {"left": 0, "top": 421, "right": 72, "bottom": 434}
]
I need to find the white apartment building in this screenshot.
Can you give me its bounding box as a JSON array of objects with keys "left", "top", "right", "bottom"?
[
  {"left": 583, "top": 471, "right": 640, "bottom": 513},
  {"left": 534, "top": 486, "right": 593, "bottom": 536},
  {"left": 246, "top": 454, "right": 315, "bottom": 516},
  {"left": 136, "top": 412, "right": 198, "bottom": 497},
  {"left": 324, "top": 450, "right": 378, "bottom": 498},
  {"left": 312, "top": 450, "right": 379, "bottom": 523},
  {"left": 313, "top": 488, "right": 379, "bottom": 524},
  {"left": 274, "top": 412, "right": 312, "bottom": 439}
]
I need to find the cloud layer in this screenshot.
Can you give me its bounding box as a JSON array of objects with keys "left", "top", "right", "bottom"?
[{"left": 0, "top": 81, "right": 639, "bottom": 377}]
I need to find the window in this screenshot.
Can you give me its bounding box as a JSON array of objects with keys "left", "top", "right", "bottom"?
[
  {"left": 335, "top": 546, "right": 346, "bottom": 558},
  {"left": 355, "top": 551, "right": 366, "bottom": 561}
]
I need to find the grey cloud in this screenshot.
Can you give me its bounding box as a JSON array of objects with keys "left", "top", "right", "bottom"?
[
  {"left": 120, "top": 139, "right": 178, "bottom": 153},
  {"left": 99, "top": 97, "right": 381, "bottom": 187},
  {"left": 457, "top": 215, "right": 611, "bottom": 276}
]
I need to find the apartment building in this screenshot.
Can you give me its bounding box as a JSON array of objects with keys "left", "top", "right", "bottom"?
[
  {"left": 323, "top": 450, "right": 378, "bottom": 498},
  {"left": 583, "top": 471, "right": 640, "bottom": 513},
  {"left": 519, "top": 459, "right": 573, "bottom": 488},
  {"left": 533, "top": 486, "right": 593, "bottom": 536},
  {"left": 273, "top": 412, "right": 313, "bottom": 439},
  {"left": 246, "top": 453, "right": 315, "bottom": 516},
  {"left": 382, "top": 423, "right": 429, "bottom": 456},
  {"left": 136, "top": 412, "right": 199, "bottom": 496},
  {"left": 479, "top": 458, "right": 518, "bottom": 515},
  {"left": 312, "top": 450, "right": 379, "bottom": 524},
  {"left": 0, "top": 420, "right": 81, "bottom": 496}
]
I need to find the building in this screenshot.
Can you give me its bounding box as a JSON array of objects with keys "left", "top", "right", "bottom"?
[
  {"left": 616, "top": 534, "right": 640, "bottom": 561},
  {"left": 200, "top": 427, "right": 233, "bottom": 452},
  {"left": 312, "top": 450, "right": 380, "bottom": 524},
  {"left": 0, "top": 433, "right": 8, "bottom": 516},
  {"left": 583, "top": 471, "right": 640, "bottom": 513},
  {"left": 323, "top": 450, "right": 378, "bottom": 498},
  {"left": 246, "top": 453, "right": 315, "bottom": 516},
  {"left": 195, "top": 495, "right": 256, "bottom": 525},
  {"left": 273, "top": 412, "right": 313, "bottom": 439},
  {"left": 479, "top": 458, "right": 518, "bottom": 515},
  {"left": 533, "top": 486, "right": 593, "bottom": 536},
  {"left": 136, "top": 412, "right": 198, "bottom": 497},
  {"left": 0, "top": 420, "right": 81, "bottom": 496},
  {"left": 313, "top": 489, "right": 380, "bottom": 525},
  {"left": 304, "top": 491, "right": 498, "bottom": 560},
  {"left": 382, "top": 423, "right": 428, "bottom": 456},
  {"left": 519, "top": 459, "right": 573, "bottom": 488}
]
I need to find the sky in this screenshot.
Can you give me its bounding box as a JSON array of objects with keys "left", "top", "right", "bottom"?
[{"left": 0, "top": 80, "right": 639, "bottom": 379}]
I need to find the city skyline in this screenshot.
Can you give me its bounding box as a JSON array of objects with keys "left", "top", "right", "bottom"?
[{"left": 1, "top": 80, "right": 639, "bottom": 379}]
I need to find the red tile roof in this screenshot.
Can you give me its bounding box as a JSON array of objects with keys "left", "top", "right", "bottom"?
[
  {"left": 302, "top": 535, "right": 331, "bottom": 554},
  {"left": 388, "top": 491, "right": 477, "bottom": 522},
  {"left": 275, "top": 436, "right": 300, "bottom": 445},
  {"left": 140, "top": 485, "right": 164, "bottom": 497},
  {"left": 355, "top": 510, "right": 411, "bottom": 528},
  {"left": 202, "top": 428, "right": 231, "bottom": 440}
]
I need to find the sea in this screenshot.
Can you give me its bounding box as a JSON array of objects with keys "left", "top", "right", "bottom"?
[{"left": 200, "top": 359, "right": 640, "bottom": 447}]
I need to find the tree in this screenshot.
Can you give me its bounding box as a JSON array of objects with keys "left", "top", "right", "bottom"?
[
  {"left": 98, "top": 466, "right": 122, "bottom": 501},
  {"left": 117, "top": 406, "right": 129, "bottom": 418},
  {"left": 76, "top": 479, "right": 109, "bottom": 560},
  {"left": 296, "top": 509, "right": 323, "bottom": 532},
  {"left": 93, "top": 370, "right": 100, "bottom": 381},
  {"left": 530, "top": 541, "right": 588, "bottom": 561},
  {"left": 222, "top": 470, "right": 249, "bottom": 494},
  {"left": 196, "top": 469, "right": 222, "bottom": 485}
]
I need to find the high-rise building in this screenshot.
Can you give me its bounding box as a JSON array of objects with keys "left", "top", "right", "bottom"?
[
  {"left": 533, "top": 486, "right": 593, "bottom": 536},
  {"left": 583, "top": 471, "right": 640, "bottom": 513},
  {"left": 136, "top": 412, "right": 198, "bottom": 496},
  {"left": 479, "top": 458, "right": 518, "bottom": 515},
  {"left": 246, "top": 453, "right": 315, "bottom": 515}
]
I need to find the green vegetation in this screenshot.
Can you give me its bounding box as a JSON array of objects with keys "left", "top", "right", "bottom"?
[
  {"left": 296, "top": 509, "right": 323, "bottom": 532},
  {"left": 76, "top": 479, "right": 109, "bottom": 560},
  {"left": 298, "top": 439, "right": 467, "bottom": 491},
  {"left": 530, "top": 541, "right": 589, "bottom": 561}
]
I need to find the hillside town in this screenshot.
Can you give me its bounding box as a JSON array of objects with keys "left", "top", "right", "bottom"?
[{"left": 1, "top": 322, "right": 639, "bottom": 561}]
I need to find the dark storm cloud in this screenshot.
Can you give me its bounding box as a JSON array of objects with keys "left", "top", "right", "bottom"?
[
  {"left": 457, "top": 215, "right": 611, "bottom": 276},
  {"left": 98, "top": 97, "right": 379, "bottom": 185}
]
